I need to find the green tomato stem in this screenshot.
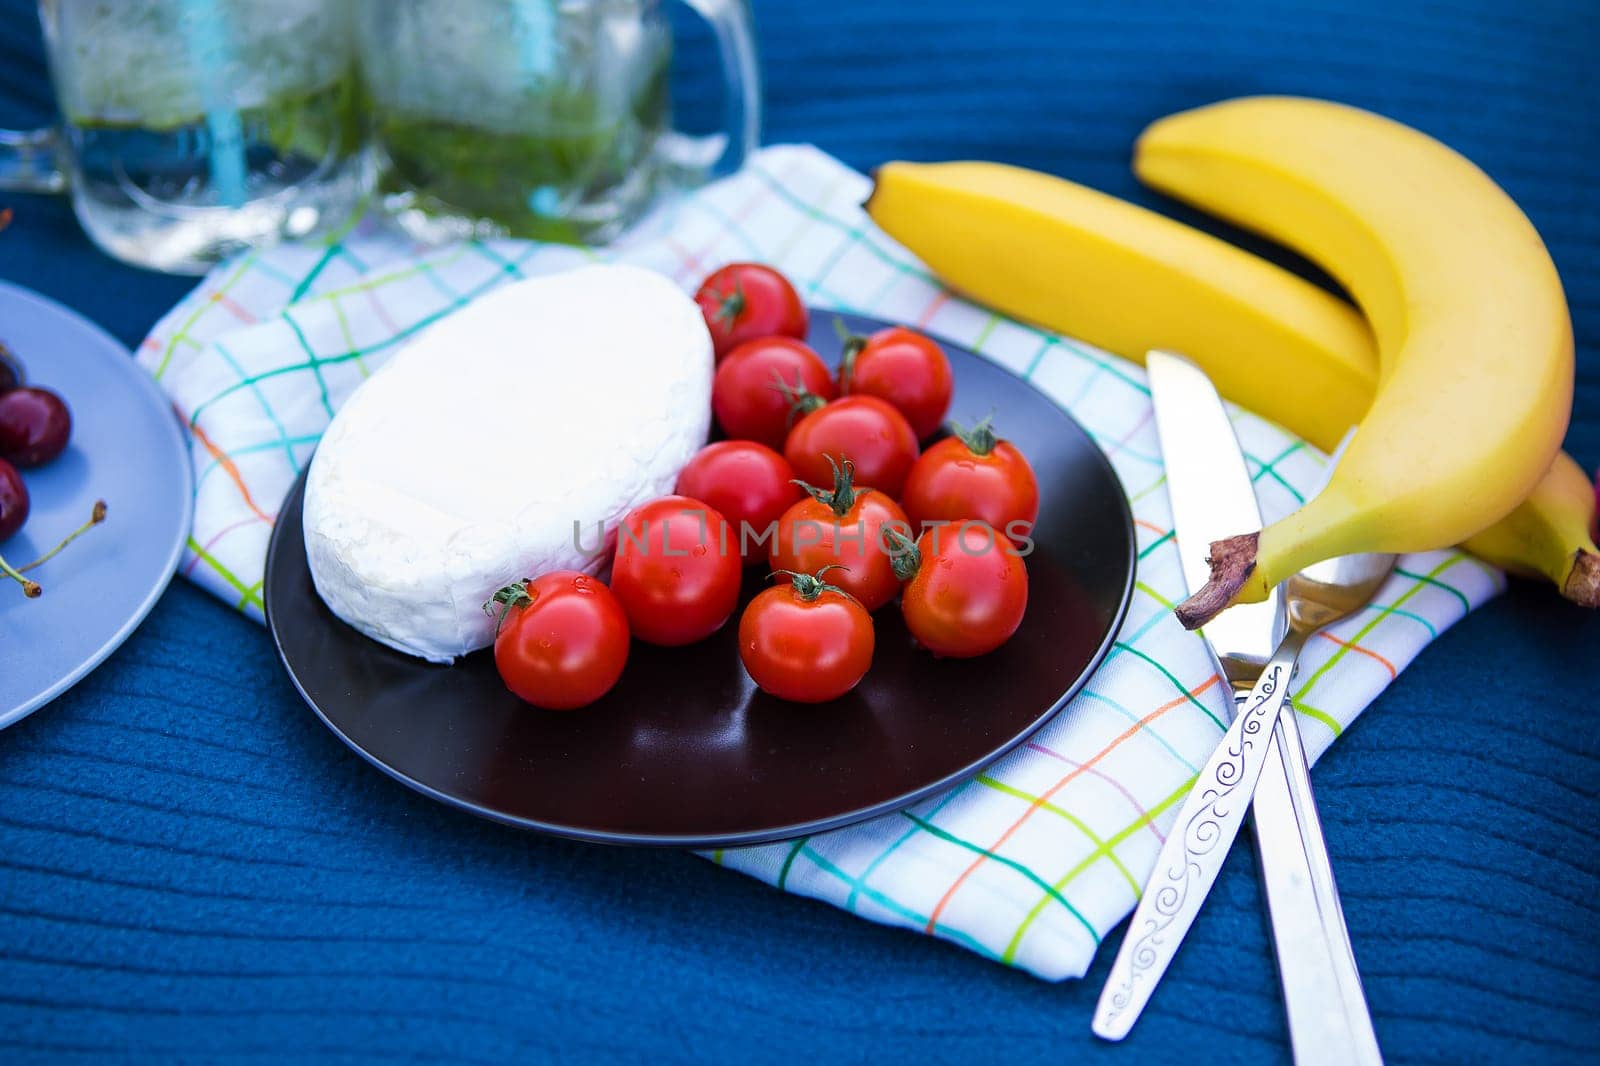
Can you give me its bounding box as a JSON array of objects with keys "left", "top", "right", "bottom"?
[
  {"left": 951, "top": 415, "right": 998, "bottom": 457},
  {"left": 832, "top": 316, "right": 868, "bottom": 383},
  {"left": 712, "top": 277, "right": 747, "bottom": 327},
  {"left": 886, "top": 527, "right": 921, "bottom": 583},
  {"left": 769, "top": 370, "right": 826, "bottom": 426},
  {"left": 792, "top": 455, "right": 870, "bottom": 517},
  {"left": 484, "top": 579, "right": 536, "bottom": 635},
  {"left": 771, "top": 565, "right": 854, "bottom": 603}
]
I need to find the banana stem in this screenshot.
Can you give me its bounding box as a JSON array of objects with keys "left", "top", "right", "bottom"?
[
  {"left": 1175, "top": 532, "right": 1258, "bottom": 629},
  {"left": 1563, "top": 550, "right": 1600, "bottom": 608}
]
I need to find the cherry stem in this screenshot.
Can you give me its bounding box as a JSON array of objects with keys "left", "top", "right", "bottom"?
[
  {"left": 0, "top": 550, "right": 40, "bottom": 597},
  {"left": 832, "top": 316, "right": 868, "bottom": 381},
  {"left": 792, "top": 455, "right": 868, "bottom": 516},
  {"left": 483, "top": 579, "right": 535, "bottom": 636},
  {"left": 18, "top": 499, "right": 106, "bottom": 574},
  {"left": 886, "top": 527, "right": 921, "bottom": 583},
  {"left": 1, "top": 498, "right": 106, "bottom": 598},
  {"left": 951, "top": 415, "right": 998, "bottom": 457},
  {"left": 770, "top": 565, "right": 853, "bottom": 603}
]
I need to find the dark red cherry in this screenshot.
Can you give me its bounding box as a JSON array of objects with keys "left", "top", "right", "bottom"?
[
  {"left": 0, "top": 458, "right": 28, "bottom": 541},
  {"left": 0, "top": 345, "right": 21, "bottom": 393},
  {"left": 0, "top": 387, "right": 71, "bottom": 467}
]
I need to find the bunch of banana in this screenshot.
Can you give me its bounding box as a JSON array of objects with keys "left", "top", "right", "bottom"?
[{"left": 865, "top": 99, "right": 1597, "bottom": 616}]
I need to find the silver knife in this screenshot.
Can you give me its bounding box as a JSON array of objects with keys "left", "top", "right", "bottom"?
[{"left": 1093, "top": 351, "right": 1381, "bottom": 1064}]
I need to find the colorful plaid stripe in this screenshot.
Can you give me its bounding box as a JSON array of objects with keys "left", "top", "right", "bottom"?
[{"left": 137, "top": 145, "right": 1503, "bottom": 982}]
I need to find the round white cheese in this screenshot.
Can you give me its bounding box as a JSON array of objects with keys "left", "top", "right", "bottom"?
[{"left": 303, "top": 263, "right": 713, "bottom": 662}]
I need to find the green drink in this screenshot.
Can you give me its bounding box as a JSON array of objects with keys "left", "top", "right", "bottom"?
[
  {"left": 24, "top": 1, "right": 371, "bottom": 274},
  {"left": 358, "top": 0, "right": 759, "bottom": 245}
]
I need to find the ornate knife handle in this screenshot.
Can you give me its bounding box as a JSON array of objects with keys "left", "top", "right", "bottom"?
[{"left": 1093, "top": 631, "right": 1308, "bottom": 1040}]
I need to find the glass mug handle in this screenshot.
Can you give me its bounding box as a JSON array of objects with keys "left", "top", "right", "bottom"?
[
  {"left": 0, "top": 127, "right": 66, "bottom": 193},
  {"left": 660, "top": 0, "right": 762, "bottom": 177}
]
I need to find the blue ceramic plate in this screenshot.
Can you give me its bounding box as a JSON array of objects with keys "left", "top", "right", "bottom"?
[{"left": 0, "top": 280, "right": 193, "bottom": 728}]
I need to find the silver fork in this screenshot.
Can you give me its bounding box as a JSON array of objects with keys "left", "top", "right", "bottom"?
[{"left": 1094, "top": 549, "right": 1395, "bottom": 1050}]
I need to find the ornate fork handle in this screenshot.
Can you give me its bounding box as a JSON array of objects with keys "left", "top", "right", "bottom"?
[{"left": 1093, "top": 630, "right": 1308, "bottom": 1040}]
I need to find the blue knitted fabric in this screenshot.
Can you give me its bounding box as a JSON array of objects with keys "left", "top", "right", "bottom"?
[{"left": 0, "top": 0, "right": 1595, "bottom": 1061}]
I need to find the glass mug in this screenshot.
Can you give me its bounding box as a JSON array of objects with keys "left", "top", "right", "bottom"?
[
  {"left": 0, "top": 1, "right": 369, "bottom": 274},
  {"left": 357, "top": 0, "right": 760, "bottom": 244}
]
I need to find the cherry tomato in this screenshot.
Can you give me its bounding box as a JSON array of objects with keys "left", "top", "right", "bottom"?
[
  {"left": 489, "top": 572, "right": 631, "bottom": 710},
  {"left": 784, "top": 395, "right": 919, "bottom": 498},
  {"left": 712, "top": 336, "right": 835, "bottom": 448},
  {"left": 695, "top": 263, "right": 808, "bottom": 361},
  {"left": 0, "top": 387, "right": 71, "bottom": 467},
  {"left": 675, "top": 441, "right": 805, "bottom": 566},
  {"left": 770, "top": 457, "right": 910, "bottom": 611},
  {"left": 739, "top": 569, "right": 875, "bottom": 703},
  {"left": 611, "top": 495, "right": 743, "bottom": 646},
  {"left": 0, "top": 457, "right": 28, "bottom": 541},
  {"left": 837, "top": 323, "right": 953, "bottom": 440},
  {"left": 902, "top": 418, "right": 1039, "bottom": 547},
  {"left": 897, "top": 523, "right": 1028, "bottom": 658}
]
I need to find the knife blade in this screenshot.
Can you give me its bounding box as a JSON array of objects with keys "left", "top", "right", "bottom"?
[
  {"left": 1092, "top": 351, "right": 1381, "bottom": 1065},
  {"left": 1144, "top": 350, "right": 1281, "bottom": 678}
]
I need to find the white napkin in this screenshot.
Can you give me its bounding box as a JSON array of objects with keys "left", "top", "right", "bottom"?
[{"left": 139, "top": 145, "right": 1501, "bottom": 980}]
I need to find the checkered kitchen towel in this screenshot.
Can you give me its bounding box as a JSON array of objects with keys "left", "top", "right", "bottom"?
[{"left": 138, "top": 145, "right": 1502, "bottom": 981}]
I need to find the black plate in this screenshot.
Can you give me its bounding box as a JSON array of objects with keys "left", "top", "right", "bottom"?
[{"left": 265, "top": 312, "right": 1135, "bottom": 846}]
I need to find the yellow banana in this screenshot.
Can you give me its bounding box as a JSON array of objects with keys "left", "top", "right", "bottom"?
[
  {"left": 1133, "top": 97, "right": 1574, "bottom": 627},
  {"left": 1460, "top": 451, "right": 1597, "bottom": 606},
  {"left": 865, "top": 160, "right": 1375, "bottom": 446},
  {"left": 864, "top": 158, "right": 1597, "bottom": 607}
]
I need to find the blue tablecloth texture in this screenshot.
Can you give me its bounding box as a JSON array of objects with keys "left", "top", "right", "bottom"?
[{"left": 0, "top": 0, "right": 1596, "bottom": 1062}]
